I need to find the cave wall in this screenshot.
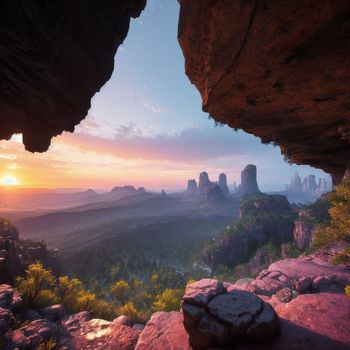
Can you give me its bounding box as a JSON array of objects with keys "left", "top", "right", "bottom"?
[
  {"left": 0, "top": 0, "right": 146, "bottom": 152},
  {"left": 178, "top": 0, "right": 350, "bottom": 179}
]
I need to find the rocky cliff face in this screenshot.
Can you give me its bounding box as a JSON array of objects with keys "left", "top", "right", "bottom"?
[
  {"left": 293, "top": 220, "right": 316, "bottom": 250},
  {"left": 0, "top": 219, "right": 60, "bottom": 284},
  {"left": 178, "top": 1, "right": 350, "bottom": 179},
  {"left": 240, "top": 164, "right": 260, "bottom": 196},
  {"left": 0, "top": 0, "right": 146, "bottom": 152},
  {"left": 203, "top": 194, "right": 296, "bottom": 269}
]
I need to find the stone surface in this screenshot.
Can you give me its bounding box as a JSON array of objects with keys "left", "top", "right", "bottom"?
[
  {"left": 183, "top": 279, "right": 224, "bottom": 306},
  {"left": 182, "top": 280, "right": 280, "bottom": 349},
  {"left": 0, "top": 0, "right": 146, "bottom": 152},
  {"left": 178, "top": 1, "right": 350, "bottom": 177},
  {"left": 109, "top": 324, "right": 141, "bottom": 350},
  {"left": 252, "top": 249, "right": 350, "bottom": 296},
  {"left": 237, "top": 293, "right": 350, "bottom": 350},
  {"left": 135, "top": 311, "right": 191, "bottom": 350},
  {"left": 207, "top": 291, "right": 263, "bottom": 327}
]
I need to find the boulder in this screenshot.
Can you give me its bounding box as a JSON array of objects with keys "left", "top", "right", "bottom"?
[
  {"left": 182, "top": 279, "right": 280, "bottom": 349},
  {"left": 135, "top": 311, "right": 191, "bottom": 350}
]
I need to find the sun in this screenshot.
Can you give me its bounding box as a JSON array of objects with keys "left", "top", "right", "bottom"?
[{"left": 1, "top": 175, "right": 19, "bottom": 186}]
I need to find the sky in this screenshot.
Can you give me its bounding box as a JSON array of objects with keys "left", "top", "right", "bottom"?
[{"left": 0, "top": 0, "right": 328, "bottom": 192}]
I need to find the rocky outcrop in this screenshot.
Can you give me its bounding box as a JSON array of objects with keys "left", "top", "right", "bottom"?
[
  {"left": 249, "top": 249, "right": 350, "bottom": 297},
  {"left": 182, "top": 279, "right": 280, "bottom": 349},
  {"left": 240, "top": 165, "right": 260, "bottom": 196},
  {"left": 203, "top": 194, "right": 296, "bottom": 269},
  {"left": 293, "top": 220, "right": 316, "bottom": 250},
  {"left": 0, "top": 219, "right": 60, "bottom": 284},
  {"left": 178, "top": 1, "right": 350, "bottom": 178},
  {"left": 0, "top": 0, "right": 146, "bottom": 152}
]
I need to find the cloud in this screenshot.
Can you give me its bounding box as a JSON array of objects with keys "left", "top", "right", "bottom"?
[
  {"left": 141, "top": 98, "right": 166, "bottom": 113},
  {"left": 58, "top": 124, "right": 272, "bottom": 163}
]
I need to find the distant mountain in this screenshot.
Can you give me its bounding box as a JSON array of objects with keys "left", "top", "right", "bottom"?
[{"left": 0, "top": 185, "right": 147, "bottom": 210}]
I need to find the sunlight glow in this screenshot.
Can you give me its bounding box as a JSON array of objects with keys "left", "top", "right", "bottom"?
[{"left": 1, "top": 175, "right": 19, "bottom": 186}]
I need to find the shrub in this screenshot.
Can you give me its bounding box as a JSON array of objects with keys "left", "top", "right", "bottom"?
[
  {"left": 110, "top": 280, "right": 129, "bottom": 305},
  {"left": 118, "top": 302, "right": 148, "bottom": 323},
  {"left": 314, "top": 180, "right": 350, "bottom": 265},
  {"left": 152, "top": 288, "right": 182, "bottom": 312},
  {"left": 16, "top": 262, "right": 56, "bottom": 308}
]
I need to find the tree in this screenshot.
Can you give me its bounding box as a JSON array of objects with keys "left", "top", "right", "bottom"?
[
  {"left": 314, "top": 180, "right": 350, "bottom": 265},
  {"left": 110, "top": 280, "right": 129, "bottom": 305},
  {"left": 152, "top": 288, "right": 182, "bottom": 312},
  {"left": 16, "top": 262, "right": 56, "bottom": 307}
]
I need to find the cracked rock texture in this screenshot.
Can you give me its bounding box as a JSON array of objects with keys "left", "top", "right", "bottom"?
[
  {"left": 178, "top": 0, "right": 350, "bottom": 179},
  {"left": 0, "top": 0, "right": 146, "bottom": 152},
  {"left": 182, "top": 279, "right": 280, "bottom": 349}
]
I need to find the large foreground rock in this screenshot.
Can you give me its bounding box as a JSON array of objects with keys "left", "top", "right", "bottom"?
[
  {"left": 135, "top": 311, "right": 191, "bottom": 350},
  {"left": 182, "top": 279, "right": 280, "bottom": 349}
]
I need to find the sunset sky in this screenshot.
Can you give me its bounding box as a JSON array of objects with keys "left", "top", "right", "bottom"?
[{"left": 0, "top": 0, "right": 328, "bottom": 192}]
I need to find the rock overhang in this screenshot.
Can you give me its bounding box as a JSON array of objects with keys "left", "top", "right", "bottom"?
[
  {"left": 178, "top": 0, "right": 350, "bottom": 179},
  {"left": 0, "top": 0, "right": 146, "bottom": 152}
]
